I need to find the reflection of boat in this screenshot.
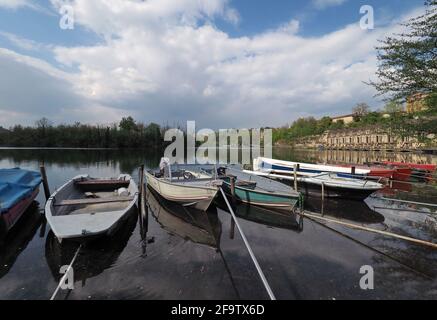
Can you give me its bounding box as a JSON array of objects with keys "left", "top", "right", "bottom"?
[
  {"left": 147, "top": 188, "right": 221, "bottom": 248},
  {"left": 45, "top": 211, "right": 137, "bottom": 285},
  {"left": 219, "top": 167, "right": 301, "bottom": 212},
  {"left": 0, "top": 203, "right": 42, "bottom": 279},
  {"left": 0, "top": 168, "right": 41, "bottom": 233},
  {"left": 45, "top": 174, "right": 138, "bottom": 241},
  {"left": 145, "top": 158, "right": 222, "bottom": 211},
  {"left": 229, "top": 202, "right": 303, "bottom": 232},
  {"left": 304, "top": 197, "right": 385, "bottom": 224}
]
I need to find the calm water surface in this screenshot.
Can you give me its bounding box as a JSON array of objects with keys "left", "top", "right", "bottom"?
[{"left": 0, "top": 148, "right": 436, "bottom": 300}]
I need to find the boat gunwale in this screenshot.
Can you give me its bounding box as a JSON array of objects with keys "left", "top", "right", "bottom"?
[{"left": 144, "top": 170, "right": 220, "bottom": 192}]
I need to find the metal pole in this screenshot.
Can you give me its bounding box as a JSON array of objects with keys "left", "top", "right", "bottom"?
[
  {"left": 39, "top": 164, "right": 50, "bottom": 201},
  {"left": 219, "top": 187, "right": 276, "bottom": 300}
]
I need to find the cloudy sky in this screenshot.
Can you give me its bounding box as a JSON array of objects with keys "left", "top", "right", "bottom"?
[{"left": 0, "top": 0, "right": 426, "bottom": 129}]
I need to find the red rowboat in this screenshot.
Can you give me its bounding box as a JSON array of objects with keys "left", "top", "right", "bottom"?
[
  {"left": 382, "top": 161, "right": 436, "bottom": 173},
  {"left": 330, "top": 164, "right": 395, "bottom": 179}
]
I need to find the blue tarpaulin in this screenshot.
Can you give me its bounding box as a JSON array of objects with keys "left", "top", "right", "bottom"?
[{"left": 0, "top": 168, "right": 42, "bottom": 213}]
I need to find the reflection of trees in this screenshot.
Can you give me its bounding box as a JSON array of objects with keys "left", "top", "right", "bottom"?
[
  {"left": 0, "top": 149, "right": 162, "bottom": 174},
  {"left": 273, "top": 148, "right": 436, "bottom": 166}
]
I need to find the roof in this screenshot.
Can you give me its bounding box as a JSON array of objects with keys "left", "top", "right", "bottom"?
[{"left": 331, "top": 114, "right": 354, "bottom": 120}]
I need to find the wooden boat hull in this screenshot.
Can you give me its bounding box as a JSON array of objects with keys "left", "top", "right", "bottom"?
[
  {"left": 145, "top": 171, "right": 220, "bottom": 211},
  {"left": 45, "top": 174, "right": 138, "bottom": 241},
  {"left": 245, "top": 169, "right": 383, "bottom": 201},
  {"left": 221, "top": 178, "right": 300, "bottom": 212},
  {"left": 292, "top": 180, "right": 378, "bottom": 200},
  {"left": 382, "top": 161, "right": 436, "bottom": 173},
  {"left": 254, "top": 157, "right": 370, "bottom": 178},
  {"left": 1, "top": 188, "right": 39, "bottom": 233}
]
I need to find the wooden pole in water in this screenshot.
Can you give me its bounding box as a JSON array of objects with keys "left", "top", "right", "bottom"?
[
  {"left": 139, "top": 165, "right": 145, "bottom": 217},
  {"left": 230, "top": 175, "right": 236, "bottom": 205},
  {"left": 293, "top": 164, "right": 298, "bottom": 191},
  {"left": 39, "top": 164, "right": 50, "bottom": 201},
  {"left": 321, "top": 182, "right": 325, "bottom": 202}
]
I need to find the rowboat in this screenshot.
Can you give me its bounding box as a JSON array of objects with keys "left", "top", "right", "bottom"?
[
  {"left": 145, "top": 158, "right": 222, "bottom": 211},
  {"left": 254, "top": 157, "right": 371, "bottom": 178},
  {"left": 0, "top": 168, "right": 42, "bottom": 234},
  {"left": 381, "top": 161, "right": 436, "bottom": 173},
  {"left": 328, "top": 163, "right": 395, "bottom": 179},
  {"left": 219, "top": 166, "right": 302, "bottom": 212},
  {"left": 147, "top": 188, "right": 221, "bottom": 248},
  {"left": 245, "top": 169, "right": 384, "bottom": 200},
  {"left": 45, "top": 174, "right": 138, "bottom": 241}
]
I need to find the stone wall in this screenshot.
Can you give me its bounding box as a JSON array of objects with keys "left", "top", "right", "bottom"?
[{"left": 288, "top": 125, "right": 430, "bottom": 151}]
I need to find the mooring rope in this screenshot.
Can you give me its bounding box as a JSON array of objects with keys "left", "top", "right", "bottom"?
[
  {"left": 301, "top": 211, "right": 437, "bottom": 249},
  {"left": 50, "top": 244, "right": 82, "bottom": 301},
  {"left": 374, "top": 196, "right": 437, "bottom": 208},
  {"left": 219, "top": 188, "right": 276, "bottom": 300}
]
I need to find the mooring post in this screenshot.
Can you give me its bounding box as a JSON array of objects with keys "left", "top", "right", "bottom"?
[
  {"left": 230, "top": 175, "right": 236, "bottom": 205},
  {"left": 230, "top": 219, "right": 235, "bottom": 239},
  {"left": 139, "top": 165, "right": 144, "bottom": 208},
  {"left": 351, "top": 166, "right": 356, "bottom": 176},
  {"left": 293, "top": 164, "right": 298, "bottom": 191},
  {"left": 321, "top": 182, "right": 325, "bottom": 202},
  {"left": 39, "top": 164, "right": 50, "bottom": 201}
]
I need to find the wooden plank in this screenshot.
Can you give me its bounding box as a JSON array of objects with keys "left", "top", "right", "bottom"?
[
  {"left": 75, "top": 180, "right": 129, "bottom": 186},
  {"left": 55, "top": 196, "right": 134, "bottom": 207}
]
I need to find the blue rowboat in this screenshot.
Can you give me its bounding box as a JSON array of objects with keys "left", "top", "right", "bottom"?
[
  {"left": 219, "top": 167, "right": 302, "bottom": 212},
  {"left": 0, "top": 168, "right": 42, "bottom": 233},
  {"left": 254, "top": 157, "right": 371, "bottom": 179}
]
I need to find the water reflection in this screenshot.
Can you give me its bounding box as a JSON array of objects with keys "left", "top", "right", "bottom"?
[
  {"left": 45, "top": 211, "right": 137, "bottom": 286},
  {"left": 0, "top": 203, "right": 43, "bottom": 279},
  {"left": 305, "top": 197, "right": 385, "bottom": 224},
  {"left": 147, "top": 188, "right": 222, "bottom": 249}
]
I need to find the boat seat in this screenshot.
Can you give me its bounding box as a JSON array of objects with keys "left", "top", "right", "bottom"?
[{"left": 54, "top": 196, "right": 134, "bottom": 207}]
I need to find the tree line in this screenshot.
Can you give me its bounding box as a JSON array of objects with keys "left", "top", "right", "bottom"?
[{"left": 0, "top": 117, "right": 165, "bottom": 149}]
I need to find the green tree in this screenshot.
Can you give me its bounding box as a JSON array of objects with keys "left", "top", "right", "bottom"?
[
  {"left": 383, "top": 100, "right": 404, "bottom": 114},
  {"left": 119, "top": 116, "right": 137, "bottom": 131},
  {"left": 369, "top": 1, "right": 437, "bottom": 102}
]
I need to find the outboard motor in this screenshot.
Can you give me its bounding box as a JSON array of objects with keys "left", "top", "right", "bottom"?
[{"left": 217, "top": 167, "right": 227, "bottom": 177}]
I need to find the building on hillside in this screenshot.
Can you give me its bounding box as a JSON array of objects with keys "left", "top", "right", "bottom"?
[
  {"left": 320, "top": 126, "right": 420, "bottom": 151},
  {"left": 406, "top": 93, "right": 428, "bottom": 113},
  {"left": 331, "top": 114, "right": 354, "bottom": 124}
]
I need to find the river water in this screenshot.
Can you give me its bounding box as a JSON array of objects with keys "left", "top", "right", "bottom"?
[{"left": 0, "top": 148, "right": 436, "bottom": 300}]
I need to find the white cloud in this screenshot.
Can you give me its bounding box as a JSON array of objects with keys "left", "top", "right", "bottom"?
[
  {"left": 0, "top": 1, "right": 426, "bottom": 128},
  {"left": 0, "top": 31, "right": 48, "bottom": 51},
  {"left": 313, "top": 0, "right": 348, "bottom": 10},
  {"left": 0, "top": 0, "right": 33, "bottom": 9}
]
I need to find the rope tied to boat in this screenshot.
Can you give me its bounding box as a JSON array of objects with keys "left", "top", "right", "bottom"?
[{"left": 50, "top": 244, "right": 82, "bottom": 300}]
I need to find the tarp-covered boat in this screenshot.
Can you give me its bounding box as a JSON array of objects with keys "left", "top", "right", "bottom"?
[{"left": 0, "top": 168, "right": 41, "bottom": 233}]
